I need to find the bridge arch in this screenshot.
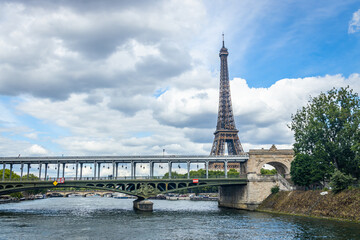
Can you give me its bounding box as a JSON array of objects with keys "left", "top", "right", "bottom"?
[{"left": 247, "top": 145, "right": 294, "bottom": 178}]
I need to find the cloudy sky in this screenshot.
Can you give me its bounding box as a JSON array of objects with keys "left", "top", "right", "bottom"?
[{"left": 1, "top": 0, "right": 360, "bottom": 158}]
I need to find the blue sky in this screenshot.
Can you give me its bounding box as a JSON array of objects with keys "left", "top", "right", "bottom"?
[
  {"left": 226, "top": 1, "right": 360, "bottom": 87},
  {"left": 0, "top": 0, "right": 359, "bottom": 163}
]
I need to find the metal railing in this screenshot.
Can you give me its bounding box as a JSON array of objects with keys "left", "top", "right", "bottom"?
[{"left": 0, "top": 174, "right": 247, "bottom": 182}]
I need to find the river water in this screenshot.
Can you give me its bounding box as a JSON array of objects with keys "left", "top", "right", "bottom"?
[{"left": 0, "top": 197, "right": 359, "bottom": 240}]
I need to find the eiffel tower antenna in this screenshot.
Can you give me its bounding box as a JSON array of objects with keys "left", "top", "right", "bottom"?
[
  {"left": 210, "top": 36, "right": 244, "bottom": 156},
  {"left": 222, "top": 32, "right": 225, "bottom": 47}
]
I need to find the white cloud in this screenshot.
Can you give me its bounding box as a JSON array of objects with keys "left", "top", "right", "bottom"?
[
  {"left": 26, "top": 144, "right": 48, "bottom": 155},
  {"left": 11, "top": 74, "right": 359, "bottom": 156},
  {"left": 1, "top": 1, "right": 359, "bottom": 158},
  {"left": 349, "top": 9, "right": 360, "bottom": 34}
]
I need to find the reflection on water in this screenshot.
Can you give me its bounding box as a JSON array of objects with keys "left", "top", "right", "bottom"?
[{"left": 0, "top": 198, "right": 359, "bottom": 240}]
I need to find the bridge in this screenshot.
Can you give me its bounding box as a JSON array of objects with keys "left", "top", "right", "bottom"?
[
  {"left": 0, "top": 146, "right": 294, "bottom": 211},
  {"left": 0, "top": 155, "right": 248, "bottom": 199}
]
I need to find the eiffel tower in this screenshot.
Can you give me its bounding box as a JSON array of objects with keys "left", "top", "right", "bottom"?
[{"left": 210, "top": 35, "right": 244, "bottom": 169}]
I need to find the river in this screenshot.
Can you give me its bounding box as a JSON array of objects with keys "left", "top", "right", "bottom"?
[{"left": 0, "top": 197, "right": 359, "bottom": 240}]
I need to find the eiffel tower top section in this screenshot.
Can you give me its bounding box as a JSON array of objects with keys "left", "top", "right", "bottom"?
[{"left": 215, "top": 34, "right": 237, "bottom": 132}]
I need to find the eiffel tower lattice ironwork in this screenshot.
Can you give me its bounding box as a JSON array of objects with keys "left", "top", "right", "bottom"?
[{"left": 210, "top": 35, "right": 244, "bottom": 156}]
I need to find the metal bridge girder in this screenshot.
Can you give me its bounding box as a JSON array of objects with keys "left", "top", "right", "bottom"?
[{"left": 0, "top": 178, "right": 247, "bottom": 199}]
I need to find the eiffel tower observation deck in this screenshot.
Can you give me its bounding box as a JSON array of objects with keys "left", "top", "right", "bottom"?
[{"left": 210, "top": 35, "right": 244, "bottom": 170}]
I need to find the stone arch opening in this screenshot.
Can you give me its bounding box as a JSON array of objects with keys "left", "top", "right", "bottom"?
[{"left": 262, "top": 162, "right": 288, "bottom": 177}]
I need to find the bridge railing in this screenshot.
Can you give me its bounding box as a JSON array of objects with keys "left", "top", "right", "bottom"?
[{"left": 0, "top": 174, "right": 247, "bottom": 182}]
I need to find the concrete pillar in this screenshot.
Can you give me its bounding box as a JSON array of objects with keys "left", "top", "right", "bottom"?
[
  {"left": 112, "top": 162, "right": 116, "bottom": 179},
  {"left": 187, "top": 161, "right": 190, "bottom": 179},
  {"left": 133, "top": 162, "right": 136, "bottom": 179},
  {"left": 97, "top": 162, "right": 101, "bottom": 179},
  {"left": 79, "top": 163, "right": 83, "bottom": 180},
  {"left": 75, "top": 162, "right": 78, "bottom": 180},
  {"left": 115, "top": 163, "right": 118, "bottom": 179},
  {"left": 27, "top": 163, "right": 30, "bottom": 179},
  {"left": 131, "top": 162, "right": 135, "bottom": 179},
  {"left": 168, "top": 161, "right": 172, "bottom": 179},
  {"left": 224, "top": 160, "right": 228, "bottom": 178},
  {"left": 44, "top": 163, "right": 48, "bottom": 180},
  {"left": 62, "top": 163, "right": 65, "bottom": 178},
  {"left": 57, "top": 163, "right": 60, "bottom": 180},
  {"left": 133, "top": 199, "right": 153, "bottom": 212},
  {"left": 9, "top": 164, "right": 13, "bottom": 180},
  {"left": 150, "top": 161, "right": 154, "bottom": 178},
  {"left": 93, "top": 161, "right": 97, "bottom": 180},
  {"left": 205, "top": 161, "right": 209, "bottom": 179},
  {"left": 39, "top": 163, "right": 42, "bottom": 180},
  {"left": 20, "top": 163, "right": 24, "bottom": 179},
  {"left": 2, "top": 163, "right": 5, "bottom": 181}
]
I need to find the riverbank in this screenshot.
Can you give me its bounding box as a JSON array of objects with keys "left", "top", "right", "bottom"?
[{"left": 257, "top": 189, "right": 360, "bottom": 222}]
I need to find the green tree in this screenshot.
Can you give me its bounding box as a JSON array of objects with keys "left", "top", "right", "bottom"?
[
  {"left": 0, "top": 169, "right": 22, "bottom": 198},
  {"left": 0, "top": 169, "right": 20, "bottom": 180},
  {"left": 290, "top": 87, "right": 360, "bottom": 185},
  {"left": 290, "top": 154, "right": 332, "bottom": 187},
  {"left": 330, "top": 169, "right": 356, "bottom": 193}
]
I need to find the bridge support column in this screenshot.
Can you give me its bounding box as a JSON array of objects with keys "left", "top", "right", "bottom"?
[
  {"left": 79, "top": 163, "right": 83, "bottom": 180},
  {"left": 97, "top": 162, "right": 101, "bottom": 179},
  {"left": 115, "top": 163, "right": 118, "bottom": 179},
  {"left": 131, "top": 162, "right": 136, "bottom": 179},
  {"left": 75, "top": 162, "right": 78, "bottom": 180},
  {"left": 39, "top": 163, "right": 42, "bottom": 180},
  {"left": 205, "top": 161, "right": 209, "bottom": 179},
  {"left": 27, "top": 163, "right": 30, "bottom": 179},
  {"left": 62, "top": 163, "right": 65, "bottom": 178},
  {"left": 57, "top": 163, "right": 60, "bottom": 179},
  {"left": 9, "top": 164, "right": 13, "bottom": 180},
  {"left": 20, "top": 163, "right": 24, "bottom": 179},
  {"left": 187, "top": 161, "right": 190, "bottom": 179},
  {"left": 133, "top": 199, "right": 153, "bottom": 212},
  {"left": 112, "top": 162, "right": 116, "bottom": 179},
  {"left": 150, "top": 161, "right": 154, "bottom": 178},
  {"left": 224, "top": 160, "right": 227, "bottom": 178},
  {"left": 93, "top": 161, "right": 97, "bottom": 180},
  {"left": 168, "top": 161, "right": 172, "bottom": 179},
  {"left": 2, "top": 163, "right": 5, "bottom": 181},
  {"left": 44, "top": 163, "right": 48, "bottom": 180}
]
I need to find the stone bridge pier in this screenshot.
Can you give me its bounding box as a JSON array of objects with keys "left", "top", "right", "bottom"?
[{"left": 218, "top": 145, "right": 294, "bottom": 210}]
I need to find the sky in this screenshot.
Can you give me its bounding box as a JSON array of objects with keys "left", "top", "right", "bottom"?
[{"left": 0, "top": 0, "right": 360, "bottom": 162}]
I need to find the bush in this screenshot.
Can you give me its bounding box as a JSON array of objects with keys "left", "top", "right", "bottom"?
[
  {"left": 330, "top": 169, "right": 356, "bottom": 193},
  {"left": 10, "top": 192, "right": 23, "bottom": 199},
  {"left": 261, "top": 168, "right": 277, "bottom": 175},
  {"left": 271, "top": 185, "right": 280, "bottom": 194}
]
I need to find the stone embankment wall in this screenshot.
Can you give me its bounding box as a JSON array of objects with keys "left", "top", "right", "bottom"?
[{"left": 257, "top": 190, "right": 360, "bottom": 222}]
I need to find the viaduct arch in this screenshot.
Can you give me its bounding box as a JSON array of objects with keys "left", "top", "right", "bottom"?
[{"left": 218, "top": 145, "right": 294, "bottom": 210}]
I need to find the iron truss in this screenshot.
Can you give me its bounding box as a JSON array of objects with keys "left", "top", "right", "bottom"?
[
  {"left": 0, "top": 178, "right": 247, "bottom": 199},
  {"left": 210, "top": 36, "right": 244, "bottom": 157}
]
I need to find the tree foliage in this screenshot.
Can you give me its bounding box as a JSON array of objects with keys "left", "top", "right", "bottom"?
[
  {"left": 330, "top": 169, "right": 356, "bottom": 193},
  {"left": 289, "top": 87, "right": 360, "bottom": 186},
  {"left": 260, "top": 168, "right": 277, "bottom": 175},
  {"left": 271, "top": 185, "right": 280, "bottom": 194},
  {"left": 0, "top": 169, "right": 20, "bottom": 179},
  {"left": 162, "top": 168, "right": 240, "bottom": 193}
]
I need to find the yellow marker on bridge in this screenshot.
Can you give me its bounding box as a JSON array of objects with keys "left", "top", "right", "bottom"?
[{"left": 53, "top": 181, "right": 58, "bottom": 186}]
